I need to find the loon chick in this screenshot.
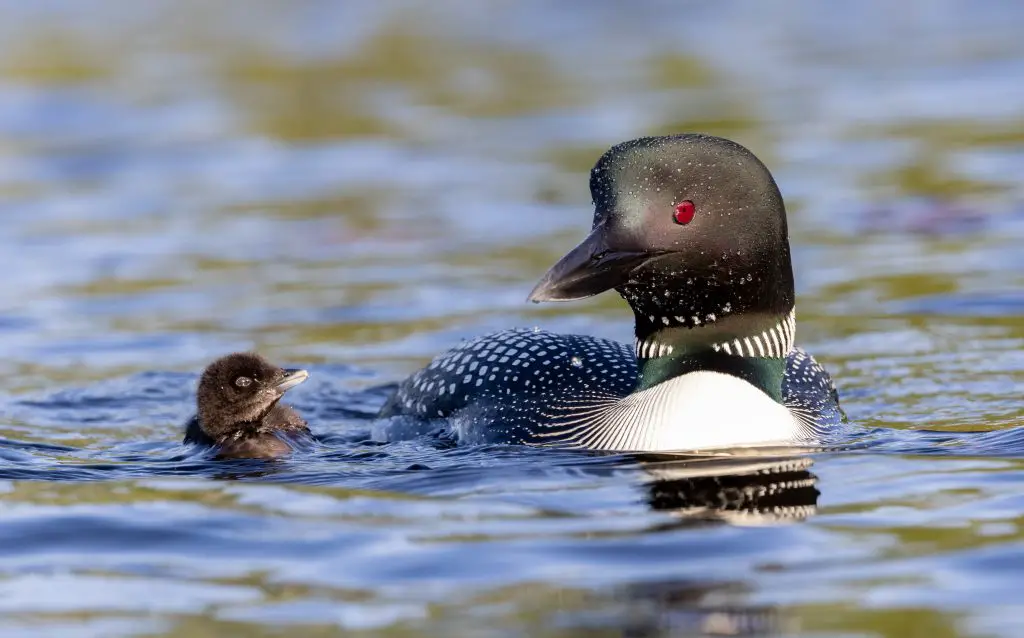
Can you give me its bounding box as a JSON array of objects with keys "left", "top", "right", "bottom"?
[
  {"left": 185, "top": 352, "right": 310, "bottom": 459},
  {"left": 378, "top": 133, "right": 844, "bottom": 451}
]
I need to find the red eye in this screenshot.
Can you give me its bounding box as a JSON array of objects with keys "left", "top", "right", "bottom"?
[{"left": 673, "top": 200, "right": 695, "bottom": 225}]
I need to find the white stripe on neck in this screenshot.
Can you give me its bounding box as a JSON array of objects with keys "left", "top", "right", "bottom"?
[
  {"left": 635, "top": 308, "right": 796, "bottom": 360},
  {"left": 711, "top": 308, "right": 795, "bottom": 358}
]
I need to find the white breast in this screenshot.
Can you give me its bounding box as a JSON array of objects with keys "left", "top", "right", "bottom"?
[{"left": 586, "top": 371, "right": 806, "bottom": 452}]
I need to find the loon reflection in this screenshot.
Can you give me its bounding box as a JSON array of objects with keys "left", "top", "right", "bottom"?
[
  {"left": 634, "top": 451, "right": 820, "bottom": 526},
  {"left": 603, "top": 579, "right": 794, "bottom": 637}
]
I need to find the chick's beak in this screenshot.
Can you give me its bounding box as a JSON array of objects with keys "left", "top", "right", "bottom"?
[{"left": 274, "top": 369, "right": 309, "bottom": 393}]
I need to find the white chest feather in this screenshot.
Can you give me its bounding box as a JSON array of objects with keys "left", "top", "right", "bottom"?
[{"left": 581, "top": 371, "right": 806, "bottom": 452}]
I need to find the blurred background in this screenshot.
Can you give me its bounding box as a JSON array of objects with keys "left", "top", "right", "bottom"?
[{"left": 0, "top": 1, "right": 1023, "bottom": 636}]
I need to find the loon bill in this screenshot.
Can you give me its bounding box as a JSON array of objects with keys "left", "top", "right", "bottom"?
[{"left": 377, "top": 133, "right": 845, "bottom": 452}]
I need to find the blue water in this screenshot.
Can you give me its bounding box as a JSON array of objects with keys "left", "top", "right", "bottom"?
[{"left": 1, "top": 2, "right": 1023, "bottom": 636}]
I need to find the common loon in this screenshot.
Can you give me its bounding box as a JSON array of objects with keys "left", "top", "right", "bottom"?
[
  {"left": 185, "top": 352, "right": 311, "bottom": 459},
  {"left": 377, "top": 133, "right": 844, "bottom": 451}
]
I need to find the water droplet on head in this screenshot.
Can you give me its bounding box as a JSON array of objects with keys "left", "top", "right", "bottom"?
[{"left": 570, "top": 356, "right": 583, "bottom": 368}]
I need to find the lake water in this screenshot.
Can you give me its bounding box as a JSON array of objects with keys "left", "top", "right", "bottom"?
[{"left": 1, "top": 1, "right": 1023, "bottom": 636}]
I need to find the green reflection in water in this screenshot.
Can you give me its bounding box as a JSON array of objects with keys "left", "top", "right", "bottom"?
[
  {"left": 869, "top": 157, "right": 1004, "bottom": 198},
  {"left": 858, "top": 119, "right": 1024, "bottom": 197},
  {"left": 0, "top": 31, "right": 107, "bottom": 84},
  {"left": 800, "top": 606, "right": 971, "bottom": 638},
  {"left": 224, "top": 22, "right": 576, "bottom": 141}
]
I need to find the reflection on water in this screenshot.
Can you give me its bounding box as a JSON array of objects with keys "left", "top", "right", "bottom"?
[
  {"left": 0, "top": 0, "right": 1023, "bottom": 636},
  {"left": 640, "top": 454, "right": 820, "bottom": 527}
]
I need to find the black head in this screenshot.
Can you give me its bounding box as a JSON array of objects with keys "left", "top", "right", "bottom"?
[
  {"left": 196, "top": 352, "right": 308, "bottom": 441},
  {"left": 529, "top": 134, "right": 794, "bottom": 339}
]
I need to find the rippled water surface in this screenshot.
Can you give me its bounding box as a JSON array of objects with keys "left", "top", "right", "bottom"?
[{"left": 2, "top": 2, "right": 1024, "bottom": 636}]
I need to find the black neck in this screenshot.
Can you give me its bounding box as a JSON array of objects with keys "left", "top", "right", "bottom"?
[
  {"left": 632, "top": 308, "right": 793, "bottom": 400},
  {"left": 637, "top": 348, "right": 786, "bottom": 400},
  {"left": 615, "top": 242, "right": 795, "bottom": 399},
  {"left": 618, "top": 243, "right": 795, "bottom": 348}
]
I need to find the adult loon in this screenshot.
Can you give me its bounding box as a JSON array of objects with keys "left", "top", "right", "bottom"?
[
  {"left": 377, "top": 134, "right": 844, "bottom": 451},
  {"left": 185, "top": 352, "right": 311, "bottom": 459}
]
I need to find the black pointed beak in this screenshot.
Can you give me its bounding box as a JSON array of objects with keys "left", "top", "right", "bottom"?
[
  {"left": 274, "top": 369, "right": 309, "bottom": 393},
  {"left": 528, "top": 225, "right": 648, "bottom": 303}
]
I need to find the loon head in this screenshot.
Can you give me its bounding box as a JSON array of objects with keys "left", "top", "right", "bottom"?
[
  {"left": 529, "top": 134, "right": 795, "bottom": 362},
  {"left": 196, "top": 352, "right": 309, "bottom": 441}
]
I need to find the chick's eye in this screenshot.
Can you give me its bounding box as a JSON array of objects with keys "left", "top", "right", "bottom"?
[
  {"left": 234, "top": 376, "right": 252, "bottom": 388},
  {"left": 673, "top": 200, "right": 695, "bottom": 225}
]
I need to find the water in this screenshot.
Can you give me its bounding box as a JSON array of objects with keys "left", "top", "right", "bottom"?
[{"left": 1, "top": 1, "right": 1023, "bottom": 635}]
